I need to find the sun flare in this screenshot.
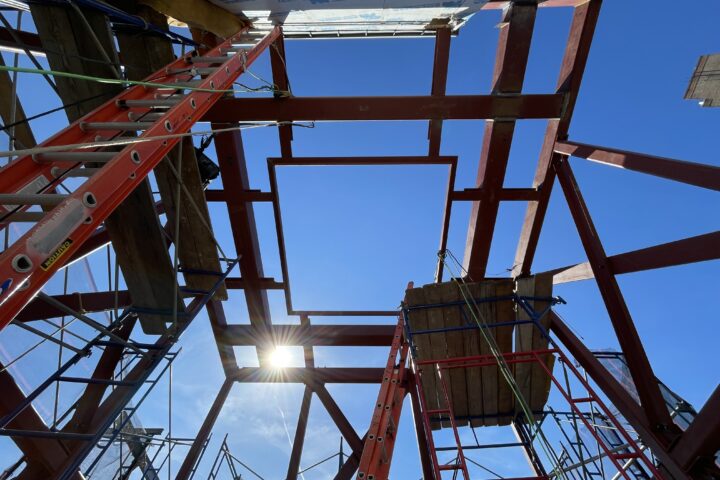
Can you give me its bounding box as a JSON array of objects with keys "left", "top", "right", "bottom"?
[{"left": 269, "top": 347, "right": 292, "bottom": 369}]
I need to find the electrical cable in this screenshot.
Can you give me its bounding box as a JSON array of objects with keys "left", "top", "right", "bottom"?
[{"left": 0, "top": 63, "right": 290, "bottom": 95}]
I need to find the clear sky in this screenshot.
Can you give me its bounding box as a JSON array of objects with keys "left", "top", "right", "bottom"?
[{"left": 0, "top": 1, "right": 718, "bottom": 478}]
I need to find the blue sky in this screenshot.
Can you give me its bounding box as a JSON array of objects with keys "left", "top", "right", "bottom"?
[{"left": 0, "top": 1, "right": 718, "bottom": 478}]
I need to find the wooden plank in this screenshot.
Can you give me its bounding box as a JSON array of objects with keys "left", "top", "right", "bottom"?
[
  {"left": 404, "top": 287, "right": 441, "bottom": 430},
  {"left": 438, "top": 282, "right": 468, "bottom": 427},
  {"left": 29, "top": 2, "right": 179, "bottom": 335},
  {"left": 0, "top": 55, "right": 36, "bottom": 150},
  {"left": 529, "top": 272, "right": 555, "bottom": 410},
  {"left": 480, "top": 281, "right": 501, "bottom": 427},
  {"left": 115, "top": 4, "right": 227, "bottom": 301},
  {"left": 494, "top": 279, "right": 515, "bottom": 426},
  {"left": 423, "top": 283, "right": 451, "bottom": 429},
  {"left": 463, "top": 282, "right": 484, "bottom": 427},
  {"left": 514, "top": 276, "right": 534, "bottom": 418}
]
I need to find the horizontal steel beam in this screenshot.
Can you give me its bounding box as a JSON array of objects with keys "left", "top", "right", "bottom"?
[
  {"left": 232, "top": 368, "right": 384, "bottom": 383},
  {"left": 219, "top": 324, "right": 396, "bottom": 346},
  {"left": 554, "top": 140, "right": 720, "bottom": 191},
  {"left": 549, "top": 231, "right": 720, "bottom": 284},
  {"left": 16, "top": 290, "right": 131, "bottom": 322},
  {"left": 202, "top": 94, "right": 565, "bottom": 122},
  {"left": 224, "top": 277, "right": 284, "bottom": 290},
  {"left": 0, "top": 27, "right": 43, "bottom": 55},
  {"left": 269, "top": 156, "right": 456, "bottom": 166}
]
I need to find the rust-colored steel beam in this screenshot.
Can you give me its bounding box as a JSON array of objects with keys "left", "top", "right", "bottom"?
[
  {"left": 206, "top": 300, "right": 240, "bottom": 376},
  {"left": 270, "top": 155, "right": 456, "bottom": 166},
  {"left": 213, "top": 128, "right": 273, "bottom": 352},
  {"left": 548, "top": 312, "right": 688, "bottom": 479},
  {"left": 205, "top": 189, "right": 273, "bottom": 203},
  {"left": 0, "top": 27, "right": 43, "bottom": 54},
  {"left": 0, "top": 362, "right": 71, "bottom": 476},
  {"left": 408, "top": 372, "right": 434, "bottom": 479},
  {"left": 286, "top": 386, "right": 313, "bottom": 480},
  {"left": 232, "top": 368, "right": 384, "bottom": 384},
  {"left": 219, "top": 324, "right": 396, "bottom": 346},
  {"left": 549, "top": 231, "right": 720, "bottom": 284},
  {"left": 513, "top": 0, "right": 602, "bottom": 278},
  {"left": 15, "top": 290, "right": 131, "bottom": 322},
  {"left": 428, "top": 28, "right": 451, "bottom": 156},
  {"left": 269, "top": 29, "right": 293, "bottom": 158},
  {"left": 224, "top": 277, "right": 284, "bottom": 290},
  {"left": 202, "top": 94, "right": 565, "bottom": 122},
  {"left": 670, "top": 384, "right": 720, "bottom": 476},
  {"left": 176, "top": 377, "right": 234, "bottom": 480},
  {"left": 312, "top": 383, "right": 364, "bottom": 455},
  {"left": 554, "top": 140, "right": 720, "bottom": 191},
  {"left": 462, "top": 2, "right": 537, "bottom": 280},
  {"left": 452, "top": 187, "right": 540, "bottom": 202},
  {"left": 553, "top": 156, "right": 675, "bottom": 434}
]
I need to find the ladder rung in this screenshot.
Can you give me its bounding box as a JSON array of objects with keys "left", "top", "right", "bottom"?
[
  {"left": 612, "top": 453, "right": 641, "bottom": 460},
  {"left": 3, "top": 211, "right": 45, "bottom": 222},
  {"left": 128, "top": 111, "right": 165, "bottom": 122},
  {"left": 427, "top": 409, "right": 450, "bottom": 415},
  {"left": 80, "top": 122, "right": 153, "bottom": 132},
  {"left": 155, "top": 80, "right": 204, "bottom": 90},
  {"left": 57, "top": 376, "right": 138, "bottom": 387},
  {"left": 189, "top": 55, "right": 232, "bottom": 64},
  {"left": 52, "top": 167, "right": 100, "bottom": 178},
  {"left": 33, "top": 151, "right": 117, "bottom": 163},
  {"left": 0, "top": 193, "right": 67, "bottom": 207},
  {"left": 570, "top": 397, "right": 594, "bottom": 403},
  {"left": 118, "top": 98, "right": 181, "bottom": 108},
  {"left": 166, "top": 66, "right": 217, "bottom": 76},
  {"left": 439, "top": 465, "right": 461, "bottom": 471}
]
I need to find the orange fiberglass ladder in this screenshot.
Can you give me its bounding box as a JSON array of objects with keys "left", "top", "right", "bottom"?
[
  {"left": 0, "top": 26, "right": 279, "bottom": 326},
  {"left": 357, "top": 299, "right": 411, "bottom": 480}
]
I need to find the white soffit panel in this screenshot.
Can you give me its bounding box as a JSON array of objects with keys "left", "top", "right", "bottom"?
[{"left": 209, "top": 1, "right": 490, "bottom": 37}]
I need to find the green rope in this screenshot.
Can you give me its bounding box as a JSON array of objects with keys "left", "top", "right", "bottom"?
[{"left": 439, "top": 250, "right": 568, "bottom": 479}]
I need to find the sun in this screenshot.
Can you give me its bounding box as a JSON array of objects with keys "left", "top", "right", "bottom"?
[{"left": 269, "top": 347, "right": 292, "bottom": 369}]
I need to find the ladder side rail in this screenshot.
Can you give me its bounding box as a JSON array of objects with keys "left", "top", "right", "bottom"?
[
  {"left": 357, "top": 317, "right": 407, "bottom": 479},
  {"left": 0, "top": 29, "right": 278, "bottom": 328},
  {"left": 411, "top": 358, "right": 443, "bottom": 480}
]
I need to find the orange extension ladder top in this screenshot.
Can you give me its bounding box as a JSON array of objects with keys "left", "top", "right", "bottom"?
[{"left": 0, "top": 27, "right": 280, "bottom": 326}]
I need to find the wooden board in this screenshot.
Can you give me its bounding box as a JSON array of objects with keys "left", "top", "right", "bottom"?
[
  {"left": 115, "top": 5, "right": 227, "bottom": 302},
  {"left": 514, "top": 276, "right": 535, "bottom": 417},
  {"left": 404, "top": 287, "right": 441, "bottom": 430},
  {"left": 494, "top": 279, "right": 515, "bottom": 426},
  {"left": 439, "top": 282, "right": 469, "bottom": 427},
  {"left": 462, "top": 282, "right": 484, "bottom": 427},
  {"left": 422, "top": 283, "right": 452, "bottom": 429},
  {"left": 529, "top": 272, "right": 555, "bottom": 411},
  {"left": 30, "top": 3, "right": 180, "bottom": 334}
]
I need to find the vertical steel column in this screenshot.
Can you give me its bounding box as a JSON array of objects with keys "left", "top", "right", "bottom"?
[
  {"left": 286, "top": 386, "right": 313, "bottom": 479},
  {"left": 408, "top": 373, "right": 435, "bottom": 479},
  {"left": 462, "top": 2, "right": 537, "bottom": 279},
  {"left": 427, "top": 27, "right": 450, "bottom": 157},
  {"left": 553, "top": 156, "right": 673, "bottom": 432},
  {"left": 269, "top": 28, "right": 293, "bottom": 158},
  {"left": 513, "top": 0, "right": 602, "bottom": 278},
  {"left": 176, "top": 377, "right": 234, "bottom": 480}
]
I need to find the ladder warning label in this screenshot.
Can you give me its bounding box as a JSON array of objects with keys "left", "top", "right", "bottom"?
[{"left": 40, "top": 238, "right": 73, "bottom": 271}]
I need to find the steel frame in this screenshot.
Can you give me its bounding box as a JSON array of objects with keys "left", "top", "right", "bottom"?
[{"left": 1, "top": 0, "right": 718, "bottom": 478}]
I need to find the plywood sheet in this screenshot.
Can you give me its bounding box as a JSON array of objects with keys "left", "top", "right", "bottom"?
[
  {"left": 422, "top": 283, "right": 452, "bottom": 429},
  {"left": 494, "top": 279, "right": 515, "bottom": 426},
  {"left": 438, "top": 282, "right": 468, "bottom": 427}
]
